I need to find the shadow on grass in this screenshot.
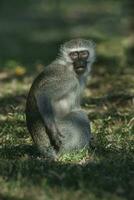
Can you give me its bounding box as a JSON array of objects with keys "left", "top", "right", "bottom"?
[
  {"left": 82, "top": 93, "right": 134, "bottom": 106},
  {"left": 0, "top": 93, "right": 26, "bottom": 114},
  {"left": 0, "top": 146, "right": 133, "bottom": 200},
  {"left": 0, "top": 145, "right": 40, "bottom": 159},
  {"left": 0, "top": 193, "right": 26, "bottom": 200}
]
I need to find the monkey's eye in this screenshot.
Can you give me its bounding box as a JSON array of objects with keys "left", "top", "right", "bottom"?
[
  {"left": 69, "top": 51, "right": 78, "bottom": 60},
  {"left": 79, "top": 51, "right": 89, "bottom": 59}
]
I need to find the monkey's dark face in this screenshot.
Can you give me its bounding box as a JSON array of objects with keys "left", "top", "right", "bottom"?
[{"left": 69, "top": 50, "right": 89, "bottom": 75}]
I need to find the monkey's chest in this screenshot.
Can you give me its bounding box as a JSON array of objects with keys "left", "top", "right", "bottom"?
[{"left": 54, "top": 89, "right": 80, "bottom": 118}]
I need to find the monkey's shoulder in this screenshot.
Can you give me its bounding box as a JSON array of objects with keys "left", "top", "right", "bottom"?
[
  {"left": 46, "top": 62, "right": 72, "bottom": 76},
  {"left": 31, "top": 63, "right": 76, "bottom": 89}
]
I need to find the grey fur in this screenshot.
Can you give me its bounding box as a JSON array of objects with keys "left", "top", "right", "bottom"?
[{"left": 26, "top": 39, "right": 96, "bottom": 158}]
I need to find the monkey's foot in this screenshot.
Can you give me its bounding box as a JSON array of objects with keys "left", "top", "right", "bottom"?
[
  {"left": 39, "top": 146, "right": 58, "bottom": 160},
  {"left": 49, "top": 126, "right": 65, "bottom": 152}
]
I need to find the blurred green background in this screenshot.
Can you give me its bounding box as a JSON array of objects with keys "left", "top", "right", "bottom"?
[{"left": 0, "top": 0, "right": 133, "bottom": 70}]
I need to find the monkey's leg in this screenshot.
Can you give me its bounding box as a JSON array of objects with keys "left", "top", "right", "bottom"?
[
  {"left": 27, "top": 117, "right": 57, "bottom": 159},
  {"left": 36, "top": 93, "right": 64, "bottom": 151},
  {"left": 57, "top": 111, "right": 92, "bottom": 154}
]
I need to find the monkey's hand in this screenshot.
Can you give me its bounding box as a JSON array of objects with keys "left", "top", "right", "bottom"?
[{"left": 45, "top": 121, "right": 64, "bottom": 152}]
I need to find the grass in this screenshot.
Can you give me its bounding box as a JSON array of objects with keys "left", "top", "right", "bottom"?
[
  {"left": 0, "top": 58, "right": 133, "bottom": 200},
  {"left": 0, "top": 0, "right": 134, "bottom": 200}
]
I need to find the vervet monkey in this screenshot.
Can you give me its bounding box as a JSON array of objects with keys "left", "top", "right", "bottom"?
[{"left": 26, "top": 39, "right": 96, "bottom": 158}]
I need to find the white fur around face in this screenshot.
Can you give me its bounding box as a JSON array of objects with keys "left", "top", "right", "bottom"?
[{"left": 62, "top": 46, "right": 95, "bottom": 63}]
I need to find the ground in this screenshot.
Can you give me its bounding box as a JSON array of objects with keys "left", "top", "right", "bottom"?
[{"left": 0, "top": 1, "right": 134, "bottom": 200}]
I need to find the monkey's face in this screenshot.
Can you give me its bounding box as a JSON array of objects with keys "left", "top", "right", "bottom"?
[
  {"left": 69, "top": 50, "right": 89, "bottom": 75},
  {"left": 60, "top": 39, "right": 96, "bottom": 73}
]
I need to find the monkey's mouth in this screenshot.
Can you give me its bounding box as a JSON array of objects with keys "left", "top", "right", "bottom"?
[
  {"left": 75, "top": 66, "right": 85, "bottom": 74},
  {"left": 73, "top": 60, "right": 87, "bottom": 74}
]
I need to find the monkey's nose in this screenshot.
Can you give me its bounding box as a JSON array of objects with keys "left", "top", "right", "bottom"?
[
  {"left": 74, "top": 60, "right": 87, "bottom": 68},
  {"left": 73, "top": 60, "right": 87, "bottom": 75},
  {"left": 79, "top": 60, "right": 86, "bottom": 67}
]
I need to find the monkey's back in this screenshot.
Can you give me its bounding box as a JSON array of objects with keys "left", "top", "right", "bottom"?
[{"left": 25, "top": 63, "right": 80, "bottom": 152}]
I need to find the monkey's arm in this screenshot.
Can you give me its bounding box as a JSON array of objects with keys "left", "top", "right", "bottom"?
[
  {"left": 34, "top": 65, "right": 77, "bottom": 151},
  {"left": 36, "top": 91, "right": 63, "bottom": 151}
]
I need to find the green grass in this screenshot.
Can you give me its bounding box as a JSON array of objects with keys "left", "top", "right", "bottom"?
[
  {"left": 0, "top": 60, "right": 133, "bottom": 200},
  {"left": 0, "top": 0, "right": 134, "bottom": 200}
]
